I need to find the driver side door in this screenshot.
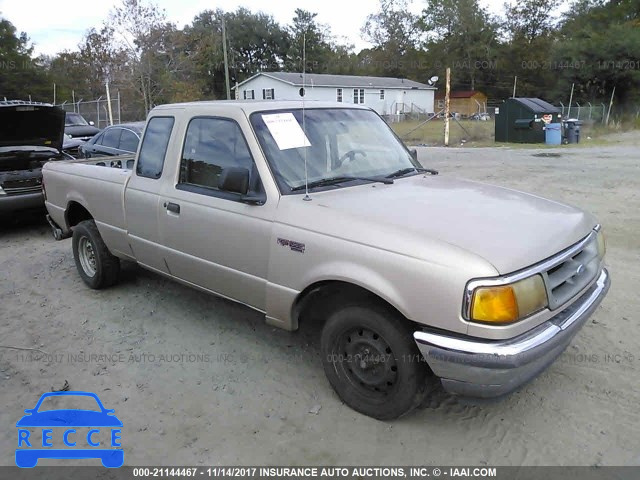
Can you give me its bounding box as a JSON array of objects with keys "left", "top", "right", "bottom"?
[{"left": 157, "top": 116, "right": 276, "bottom": 311}]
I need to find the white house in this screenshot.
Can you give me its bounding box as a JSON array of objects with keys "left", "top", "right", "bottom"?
[{"left": 233, "top": 72, "right": 436, "bottom": 116}]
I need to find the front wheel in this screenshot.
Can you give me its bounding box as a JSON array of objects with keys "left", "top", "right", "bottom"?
[
  {"left": 72, "top": 219, "right": 120, "bottom": 289},
  {"left": 321, "top": 303, "right": 431, "bottom": 420}
]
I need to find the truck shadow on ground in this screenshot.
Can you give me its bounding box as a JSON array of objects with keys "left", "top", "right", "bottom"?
[
  {"left": 108, "top": 262, "right": 471, "bottom": 419},
  {"left": 0, "top": 210, "right": 48, "bottom": 235}
]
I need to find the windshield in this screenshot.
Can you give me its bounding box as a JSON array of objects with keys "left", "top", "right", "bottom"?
[
  {"left": 250, "top": 108, "right": 420, "bottom": 194},
  {"left": 65, "top": 112, "right": 89, "bottom": 126}
]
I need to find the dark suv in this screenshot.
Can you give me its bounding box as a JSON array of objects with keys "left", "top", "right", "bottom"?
[{"left": 65, "top": 112, "right": 100, "bottom": 141}]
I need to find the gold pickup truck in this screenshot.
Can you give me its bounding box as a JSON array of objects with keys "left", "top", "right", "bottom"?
[{"left": 43, "top": 101, "right": 610, "bottom": 419}]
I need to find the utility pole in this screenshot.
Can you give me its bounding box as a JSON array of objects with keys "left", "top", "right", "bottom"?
[
  {"left": 105, "top": 79, "right": 114, "bottom": 126},
  {"left": 606, "top": 87, "right": 616, "bottom": 126},
  {"left": 567, "top": 83, "right": 575, "bottom": 118},
  {"left": 512, "top": 76, "right": 517, "bottom": 98},
  {"left": 53, "top": 83, "right": 56, "bottom": 105},
  {"left": 222, "top": 18, "right": 231, "bottom": 100},
  {"left": 444, "top": 67, "right": 451, "bottom": 147}
]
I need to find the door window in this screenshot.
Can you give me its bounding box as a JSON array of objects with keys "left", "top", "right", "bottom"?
[
  {"left": 102, "top": 128, "right": 121, "bottom": 148},
  {"left": 178, "top": 117, "right": 257, "bottom": 197},
  {"left": 119, "top": 129, "right": 139, "bottom": 152}
]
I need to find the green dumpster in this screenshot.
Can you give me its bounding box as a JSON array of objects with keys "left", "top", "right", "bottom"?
[{"left": 495, "top": 98, "right": 562, "bottom": 143}]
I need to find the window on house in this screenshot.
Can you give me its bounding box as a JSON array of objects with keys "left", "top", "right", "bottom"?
[
  {"left": 353, "top": 88, "right": 365, "bottom": 104},
  {"left": 437, "top": 99, "right": 445, "bottom": 109},
  {"left": 263, "top": 88, "right": 274, "bottom": 100},
  {"left": 380, "top": 89, "right": 385, "bottom": 100},
  {"left": 336, "top": 88, "right": 343, "bottom": 102},
  {"left": 243, "top": 90, "right": 255, "bottom": 100}
]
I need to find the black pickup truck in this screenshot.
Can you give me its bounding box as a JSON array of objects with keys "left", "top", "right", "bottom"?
[{"left": 0, "top": 101, "right": 67, "bottom": 216}]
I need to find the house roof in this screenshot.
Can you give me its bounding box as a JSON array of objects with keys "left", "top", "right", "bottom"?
[
  {"left": 435, "top": 90, "right": 485, "bottom": 99},
  {"left": 235, "top": 72, "right": 436, "bottom": 90}
]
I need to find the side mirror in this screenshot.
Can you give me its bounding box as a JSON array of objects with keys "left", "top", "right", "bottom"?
[
  {"left": 89, "top": 121, "right": 95, "bottom": 126},
  {"left": 409, "top": 148, "right": 418, "bottom": 161},
  {"left": 218, "top": 167, "right": 250, "bottom": 195}
]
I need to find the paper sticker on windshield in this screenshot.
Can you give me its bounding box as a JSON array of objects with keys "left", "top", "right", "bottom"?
[{"left": 262, "top": 113, "right": 311, "bottom": 150}]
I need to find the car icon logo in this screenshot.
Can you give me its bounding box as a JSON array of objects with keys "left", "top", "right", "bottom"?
[
  {"left": 576, "top": 264, "right": 585, "bottom": 276},
  {"left": 15, "top": 391, "right": 123, "bottom": 468}
]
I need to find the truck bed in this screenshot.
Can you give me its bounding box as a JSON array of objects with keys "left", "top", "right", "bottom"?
[{"left": 43, "top": 154, "right": 136, "bottom": 256}]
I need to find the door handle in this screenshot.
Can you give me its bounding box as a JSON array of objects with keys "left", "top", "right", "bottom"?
[{"left": 165, "top": 202, "right": 180, "bottom": 214}]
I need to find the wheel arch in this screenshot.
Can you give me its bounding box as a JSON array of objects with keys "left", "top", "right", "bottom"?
[
  {"left": 65, "top": 200, "right": 94, "bottom": 229},
  {"left": 291, "top": 278, "right": 415, "bottom": 330}
]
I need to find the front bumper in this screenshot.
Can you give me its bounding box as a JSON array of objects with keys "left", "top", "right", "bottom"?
[
  {"left": 0, "top": 191, "right": 44, "bottom": 214},
  {"left": 414, "top": 268, "right": 610, "bottom": 399}
]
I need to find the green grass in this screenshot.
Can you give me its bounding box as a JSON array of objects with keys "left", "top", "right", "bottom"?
[
  {"left": 390, "top": 118, "right": 496, "bottom": 147},
  {"left": 391, "top": 117, "right": 639, "bottom": 148}
]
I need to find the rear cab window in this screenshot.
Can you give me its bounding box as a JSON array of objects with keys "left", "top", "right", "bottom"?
[{"left": 136, "top": 117, "right": 175, "bottom": 179}]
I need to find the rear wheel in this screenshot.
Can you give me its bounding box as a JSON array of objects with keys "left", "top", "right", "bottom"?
[
  {"left": 321, "top": 302, "right": 431, "bottom": 420},
  {"left": 72, "top": 219, "right": 120, "bottom": 289}
]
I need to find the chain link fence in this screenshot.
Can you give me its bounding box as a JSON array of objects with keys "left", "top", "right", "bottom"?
[{"left": 56, "top": 96, "right": 122, "bottom": 129}]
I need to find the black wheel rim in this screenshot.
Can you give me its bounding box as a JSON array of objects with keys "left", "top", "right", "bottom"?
[{"left": 334, "top": 327, "right": 398, "bottom": 398}]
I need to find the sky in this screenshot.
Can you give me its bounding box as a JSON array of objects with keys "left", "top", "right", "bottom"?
[{"left": 0, "top": 0, "right": 512, "bottom": 56}]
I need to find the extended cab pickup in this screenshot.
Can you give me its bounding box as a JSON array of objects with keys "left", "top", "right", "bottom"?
[{"left": 43, "top": 101, "right": 610, "bottom": 419}]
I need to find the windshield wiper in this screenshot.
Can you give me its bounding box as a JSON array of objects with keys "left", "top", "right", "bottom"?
[
  {"left": 386, "top": 167, "right": 439, "bottom": 179},
  {"left": 290, "top": 175, "right": 393, "bottom": 192}
]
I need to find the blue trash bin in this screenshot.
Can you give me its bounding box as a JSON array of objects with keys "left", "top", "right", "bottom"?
[{"left": 545, "top": 123, "right": 562, "bottom": 145}]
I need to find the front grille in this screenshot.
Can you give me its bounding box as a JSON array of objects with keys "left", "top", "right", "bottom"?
[
  {"left": 4, "top": 185, "right": 42, "bottom": 195},
  {"left": 542, "top": 233, "right": 600, "bottom": 310},
  {"left": 2, "top": 177, "right": 42, "bottom": 196}
]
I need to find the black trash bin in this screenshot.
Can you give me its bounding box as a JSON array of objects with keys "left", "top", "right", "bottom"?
[{"left": 564, "top": 119, "right": 582, "bottom": 144}]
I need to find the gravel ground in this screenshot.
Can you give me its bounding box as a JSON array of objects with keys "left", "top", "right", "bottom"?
[{"left": 1, "top": 136, "right": 639, "bottom": 466}]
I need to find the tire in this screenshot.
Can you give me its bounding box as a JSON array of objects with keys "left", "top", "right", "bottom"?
[
  {"left": 321, "top": 302, "right": 431, "bottom": 420},
  {"left": 72, "top": 219, "right": 120, "bottom": 289}
]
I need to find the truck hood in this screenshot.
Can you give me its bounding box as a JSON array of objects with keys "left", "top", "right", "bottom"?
[
  {"left": 0, "top": 104, "right": 65, "bottom": 151},
  {"left": 282, "top": 175, "right": 597, "bottom": 274}
]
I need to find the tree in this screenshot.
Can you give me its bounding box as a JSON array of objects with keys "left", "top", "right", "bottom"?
[
  {"left": 0, "top": 17, "right": 48, "bottom": 100},
  {"left": 224, "top": 8, "right": 290, "bottom": 79},
  {"left": 420, "top": 0, "right": 500, "bottom": 91},
  {"left": 363, "top": 0, "right": 420, "bottom": 55},
  {"left": 360, "top": 0, "right": 421, "bottom": 78},
  {"left": 286, "top": 9, "right": 337, "bottom": 73},
  {"left": 550, "top": 0, "right": 640, "bottom": 110},
  {"left": 109, "top": 0, "right": 168, "bottom": 114},
  {"left": 490, "top": 0, "right": 563, "bottom": 100},
  {"left": 503, "top": 0, "right": 562, "bottom": 43}
]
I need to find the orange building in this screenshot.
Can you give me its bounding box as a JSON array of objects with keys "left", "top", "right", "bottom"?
[{"left": 435, "top": 90, "right": 488, "bottom": 117}]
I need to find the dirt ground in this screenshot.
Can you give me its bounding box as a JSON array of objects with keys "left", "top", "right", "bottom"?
[{"left": 1, "top": 135, "right": 639, "bottom": 467}]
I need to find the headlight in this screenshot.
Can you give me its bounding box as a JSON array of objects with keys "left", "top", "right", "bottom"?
[
  {"left": 596, "top": 229, "right": 606, "bottom": 260},
  {"left": 470, "top": 274, "right": 548, "bottom": 324},
  {"left": 0, "top": 186, "right": 6, "bottom": 196}
]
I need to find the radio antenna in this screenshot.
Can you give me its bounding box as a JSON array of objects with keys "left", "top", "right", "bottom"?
[{"left": 302, "top": 33, "right": 311, "bottom": 201}]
